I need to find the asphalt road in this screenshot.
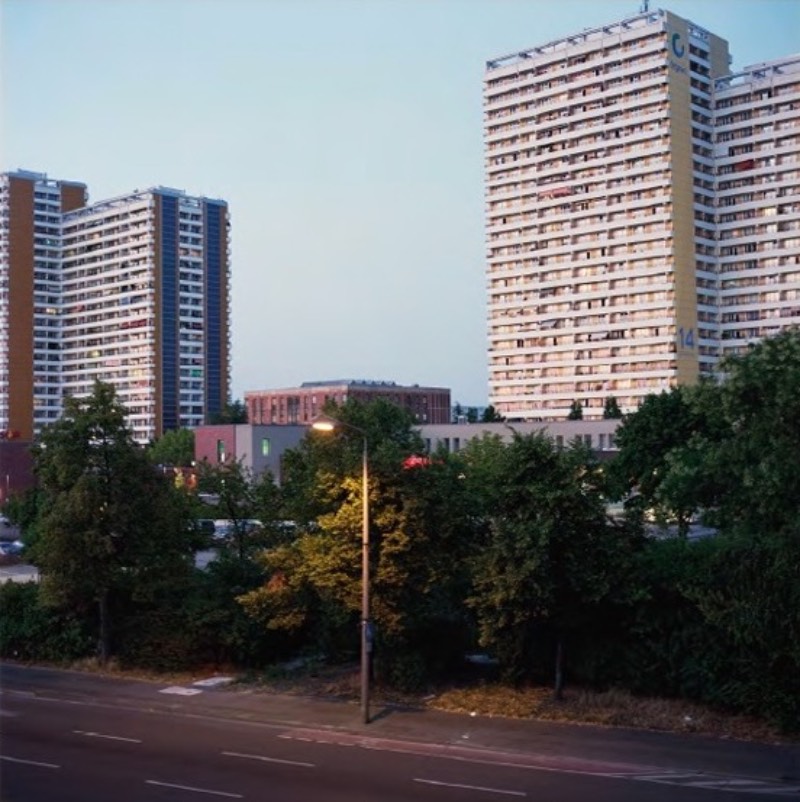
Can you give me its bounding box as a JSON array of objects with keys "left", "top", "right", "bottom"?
[{"left": 1, "top": 664, "right": 799, "bottom": 801}]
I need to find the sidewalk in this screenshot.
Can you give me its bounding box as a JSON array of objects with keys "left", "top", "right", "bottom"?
[{"left": 198, "top": 682, "right": 800, "bottom": 785}]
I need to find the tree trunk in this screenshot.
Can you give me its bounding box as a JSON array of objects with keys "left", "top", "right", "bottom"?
[
  {"left": 554, "top": 636, "right": 564, "bottom": 701},
  {"left": 97, "top": 589, "right": 111, "bottom": 665}
]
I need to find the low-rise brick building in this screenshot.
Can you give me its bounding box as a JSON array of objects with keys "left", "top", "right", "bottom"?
[{"left": 245, "top": 380, "right": 451, "bottom": 426}]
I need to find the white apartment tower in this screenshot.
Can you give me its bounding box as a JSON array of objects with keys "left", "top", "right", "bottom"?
[
  {"left": 1, "top": 171, "right": 230, "bottom": 444},
  {"left": 714, "top": 57, "right": 800, "bottom": 354},
  {"left": 484, "top": 8, "right": 799, "bottom": 420},
  {"left": 60, "top": 188, "right": 230, "bottom": 443}
]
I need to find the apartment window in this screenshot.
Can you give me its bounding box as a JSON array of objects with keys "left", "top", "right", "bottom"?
[
  {"left": 261, "top": 438, "right": 270, "bottom": 457},
  {"left": 217, "top": 439, "right": 226, "bottom": 462}
]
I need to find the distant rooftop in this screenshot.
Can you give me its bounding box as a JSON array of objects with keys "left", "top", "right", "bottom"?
[
  {"left": 486, "top": 8, "right": 719, "bottom": 72},
  {"left": 301, "top": 380, "right": 398, "bottom": 388},
  {"left": 61, "top": 184, "right": 227, "bottom": 221},
  {"left": 2, "top": 168, "right": 86, "bottom": 188}
]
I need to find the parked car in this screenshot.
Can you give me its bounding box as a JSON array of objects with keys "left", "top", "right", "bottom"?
[
  {"left": 212, "top": 519, "right": 263, "bottom": 540},
  {"left": 0, "top": 539, "right": 24, "bottom": 565}
]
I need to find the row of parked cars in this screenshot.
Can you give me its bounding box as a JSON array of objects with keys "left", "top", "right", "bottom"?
[{"left": 196, "top": 519, "right": 263, "bottom": 540}]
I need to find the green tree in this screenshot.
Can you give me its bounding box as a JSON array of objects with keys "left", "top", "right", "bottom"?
[
  {"left": 602, "top": 396, "right": 623, "bottom": 419},
  {"left": 677, "top": 331, "right": 800, "bottom": 538},
  {"left": 567, "top": 400, "right": 583, "bottom": 420},
  {"left": 147, "top": 428, "right": 195, "bottom": 467},
  {"left": 196, "top": 460, "right": 286, "bottom": 560},
  {"left": 453, "top": 403, "right": 480, "bottom": 424},
  {"left": 607, "top": 333, "right": 800, "bottom": 729},
  {"left": 30, "top": 382, "right": 196, "bottom": 663},
  {"left": 464, "top": 433, "right": 633, "bottom": 695},
  {"left": 616, "top": 333, "right": 800, "bottom": 539},
  {"left": 2, "top": 486, "right": 42, "bottom": 542},
  {"left": 609, "top": 387, "right": 716, "bottom": 535},
  {"left": 209, "top": 399, "right": 248, "bottom": 424},
  {"left": 481, "top": 405, "right": 505, "bottom": 423}
]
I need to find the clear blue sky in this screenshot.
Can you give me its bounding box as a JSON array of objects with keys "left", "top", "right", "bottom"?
[{"left": 3, "top": 0, "right": 798, "bottom": 406}]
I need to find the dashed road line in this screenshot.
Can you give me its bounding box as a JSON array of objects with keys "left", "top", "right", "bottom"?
[
  {"left": 222, "top": 750, "right": 315, "bottom": 768},
  {"left": 415, "top": 777, "right": 526, "bottom": 796},
  {"left": 1, "top": 755, "right": 60, "bottom": 769},
  {"left": 145, "top": 780, "right": 242, "bottom": 798},
  {"left": 73, "top": 729, "right": 141, "bottom": 743}
]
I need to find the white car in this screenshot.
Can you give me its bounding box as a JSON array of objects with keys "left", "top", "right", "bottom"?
[{"left": 212, "top": 519, "right": 262, "bottom": 540}]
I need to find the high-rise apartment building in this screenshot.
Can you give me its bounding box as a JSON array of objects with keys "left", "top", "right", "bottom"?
[
  {"left": 714, "top": 58, "right": 800, "bottom": 354},
  {"left": 0, "top": 171, "right": 230, "bottom": 443},
  {"left": 484, "top": 8, "right": 800, "bottom": 421},
  {"left": 0, "top": 170, "right": 88, "bottom": 439}
]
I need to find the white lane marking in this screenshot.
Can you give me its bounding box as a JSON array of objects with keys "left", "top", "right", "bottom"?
[
  {"left": 636, "top": 772, "right": 702, "bottom": 782},
  {"left": 73, "top": 729, "right": 141, "bottom": 743},
  {"left": 146, "top": 780, "right": 242, "bottom": 798},
  {"left": 1, "top": 755, "right": 60, "bottom": 769},
  {"left": 222, "top": 750, "right": 315, "bottom": 768},
  {"left": 636, "top": 774, "right": 800, "bottom": 796},
  {"left": 193, "top": 677, "right": 235, "bottom": 688},
  {"left": 160, "top": 686, "right": 203, "bottom": 696},
  {"left": 415, "top": 778, "right": 526, "bottom": 797}
]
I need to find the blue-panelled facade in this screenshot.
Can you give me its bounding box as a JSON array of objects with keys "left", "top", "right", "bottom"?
[
  {"left": 204, "top": 200, "right": 228, "bottom": 423},
  {"left": 159, "top": 193, "right": 180, "bottom": 433}
]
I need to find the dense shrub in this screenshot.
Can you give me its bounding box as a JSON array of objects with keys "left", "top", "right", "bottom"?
[
  {"left": 0, "top": 582, "right": 92, "bottom": 663},
  {"left": 570, "top": 536, "right": 800, "bottom": 733}
]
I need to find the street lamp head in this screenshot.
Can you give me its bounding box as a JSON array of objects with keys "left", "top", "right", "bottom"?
[
  {"left": 311, "top": 419, "right": 336, "bottom": 432},
  {"left": 311, "top": 414, "right": 365, "bottom": 438}
]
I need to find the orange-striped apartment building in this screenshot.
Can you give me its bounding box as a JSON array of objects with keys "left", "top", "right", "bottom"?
[{"left": 1, "top": 170, "right": 230, "bottom": 443}]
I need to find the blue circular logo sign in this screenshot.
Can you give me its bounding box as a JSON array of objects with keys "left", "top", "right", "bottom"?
[{"left": 671, "top": 32, "right": 685, "bottom": 58}]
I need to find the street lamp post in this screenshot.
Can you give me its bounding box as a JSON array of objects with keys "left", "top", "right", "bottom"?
[{"left": 311, "top": 416, "right": 371, "bottom": 724}]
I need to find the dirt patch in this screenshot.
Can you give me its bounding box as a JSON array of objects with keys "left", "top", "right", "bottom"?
[{"left": 430, "top": 683, "right": 788, "bottom": 743}]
